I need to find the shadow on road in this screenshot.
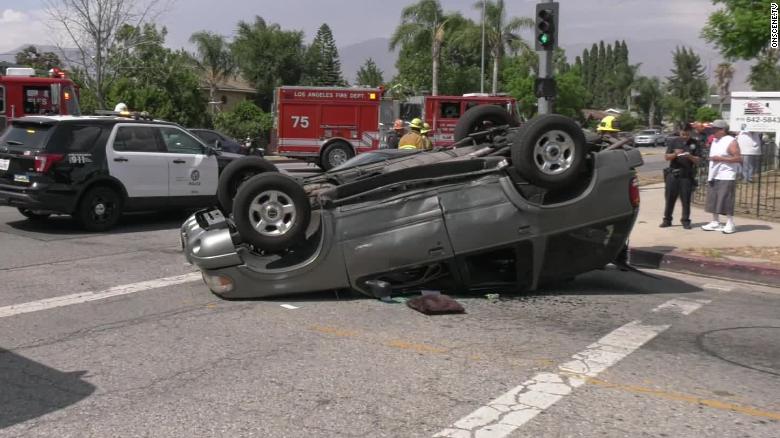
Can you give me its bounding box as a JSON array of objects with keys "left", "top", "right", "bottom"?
[
  {"left": 0, "top": 348, "right": 95, "bottom": 429},
  {"left": 4, "top": 209, "right": 193, "bottom": 237}
]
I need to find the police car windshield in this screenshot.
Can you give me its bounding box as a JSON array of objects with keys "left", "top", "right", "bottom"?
[{"left": 0, "top": 123, "right": 53, "bottom": 151}]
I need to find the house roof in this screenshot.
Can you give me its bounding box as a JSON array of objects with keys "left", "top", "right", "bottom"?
[{"left": 202, "top": 76, "right": 255, "bottom": 94}]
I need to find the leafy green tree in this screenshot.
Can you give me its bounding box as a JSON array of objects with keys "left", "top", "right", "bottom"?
[
  {"left": 695, "top": 106, "right": 721, "bottom": 122},
  {"left": 303, "top": 23, "right": 347, "bottom": 86},
  {"left": 702, "top": 1, "right": 778, "bottom": 92},
  {"left": 232, "top": 16, "right": 305, "bottom": 110},
  {"left": 666, "top": 47, "right": 708, "bottom": 127},
  {"left": 15, "top": 46, "right": 62, "bottom": 73},
  {"left": 355, "top": 58, "right": 384, "bottom": 86},
  {"left": 634, "top": 76, "right": 664, "bottom": 127},
  {"left": 702, "top": 0, "right": 768, "bottom": 60},
  {"left": 213, "top": 100, "right": 273, "bottom": 144},
  {"left": 616, "top": 113, "right": 641, "bottom": 131},
  {"left": 390, "top": 0, "right": 454, "bottom": 95},
  {"left": 44, "top": 0, "right": 166, "bottom": 109},
  {"left": 189, "top": 31, "right": 237, "bottom": 114},
  {"left": 749, "top": 50, "right": 780, "bottom": 91},
  {"left": 105, "top": 24, "right": 207, "bottom": 127},
  {"left": 474, "top": 0, "right": 533, "bottom": 94}
]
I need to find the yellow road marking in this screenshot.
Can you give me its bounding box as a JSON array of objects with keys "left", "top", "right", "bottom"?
[
  {"left": 585, "top": 377, "right": 780, "bottom": 421},
  {"left": 310, "top": 325, "right": 359, "bottom": 338},
  {"left": 386, "top": 340, "right": 448, "bottom": 354}
]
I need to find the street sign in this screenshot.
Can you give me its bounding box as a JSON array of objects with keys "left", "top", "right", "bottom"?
[{"left": 730, "top": 92, "right": 780, "bottom": 132}]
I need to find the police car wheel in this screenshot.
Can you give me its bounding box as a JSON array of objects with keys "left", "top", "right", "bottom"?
[
  {"left": 76, "top": 186, "right": 123, "bottom": 231},
  {"left": 321, "top": 142, "right": 354, "bottom": 171},
  {"left": 511, "top": 114, "right": 587, "bottom": 189},
  {"left": 232, "top": 173, "right": 311, "bottom": 253},
  {"left": 17, "top": 208, "right": 51, "bottom": 221},
  {"left": 217, "top": 157, "right": 279, "bottom": 214}
]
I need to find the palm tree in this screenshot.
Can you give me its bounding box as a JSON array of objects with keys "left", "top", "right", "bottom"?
[
  {"left": 634, "top": 76, "right": 663, "bottom": 127},
  {"left": 189, "top": 31, "right": 237, "bottom": 113},
  {"left": 714, "top": 62, "right": 735, "bottom": 115},
  {"left": 390, "top": 0, "right": 451, "bottom": 96},
  {"left": 476, "top": 0, "right": 534, "bottom": 94}
]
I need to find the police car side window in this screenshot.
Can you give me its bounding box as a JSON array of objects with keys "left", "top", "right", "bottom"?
[
  {"left": 48, "top": 124, "right": 103, "bottom": 153},
  {"left": 113, "top": 126, "right": 161, "bottom": 152},
  {"left": 160, "top": 127, "right": 204, "bottom": 154}
]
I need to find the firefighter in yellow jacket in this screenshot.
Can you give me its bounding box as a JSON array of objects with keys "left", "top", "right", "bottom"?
[
  {"left": 420, "top": 122, "right": 433, "bottom": 151},
  {"left": 398, "top": 118, "right": 424, "bottom": 150}
]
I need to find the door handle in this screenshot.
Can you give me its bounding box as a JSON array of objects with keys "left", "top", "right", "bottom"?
[
  {"left": 428, "top": 246, "right": 445, "bottom": 256},
  {"left": 172, "top": 159, "right": 186, "bottom": 163},
  {"left": 113, "top": 157, "right": 128, "bottom": 162}
]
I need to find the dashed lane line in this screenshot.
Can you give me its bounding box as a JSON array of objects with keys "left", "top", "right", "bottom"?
[
  {"left": 0, "top": 272, "right": 201, "bottom": 319},
  {"left": 434, "top": 298, "right": 708, "bottom": 438}
]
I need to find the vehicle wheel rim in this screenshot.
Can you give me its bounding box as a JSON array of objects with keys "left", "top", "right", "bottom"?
[
  {"left": 90, "top": 197, "right": 114, "bottom": 223},
  {"left": 248, "top": 190, "right": 296, "bottom": 237},
  {"left": 532, "top": 130, "right": 576, "bottom": 175},
  {"left": 328, "top": 148, "right": 348, "bottom": 167}
]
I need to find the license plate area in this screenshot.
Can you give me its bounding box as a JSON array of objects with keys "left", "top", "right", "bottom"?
[
  {"left": 195, "top": 208, "right": 228, "bottom": 230},
  {"left": 0, "top": 159, "right": 9, "bottom": 171}
]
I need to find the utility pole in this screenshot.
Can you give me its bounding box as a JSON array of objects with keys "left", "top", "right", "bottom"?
[
  {"left": 535, "top": 1, "right": 559, "bottom": 115},
  {"left": 480, "top": 0, "right": 486, "bottom": 94}
]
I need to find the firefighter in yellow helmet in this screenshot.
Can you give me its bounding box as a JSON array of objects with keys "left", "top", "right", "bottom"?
[
  {"left": 597, "top": 115, "right": 620, "bottom": 134},
  {"left": 420, "top": 122, "right": 433, "bottom": 151},
  {"left": 398, "top": 118, "right": 424, "bottom": 150}
]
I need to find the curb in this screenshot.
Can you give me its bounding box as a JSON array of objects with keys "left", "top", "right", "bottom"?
[
  {"left": 264, "top": 156, "right": 304, "bottom": 164},
  {"left": 629, "top": 247, "right": 780, "bottom": 287}
]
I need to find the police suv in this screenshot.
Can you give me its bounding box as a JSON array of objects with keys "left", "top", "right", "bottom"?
[{"left": 0, "top": 114, "right": 274, "bottom": 230}]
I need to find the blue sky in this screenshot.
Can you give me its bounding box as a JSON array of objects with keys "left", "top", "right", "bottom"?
[{"left": 1, "top": 0, "right": 718, "bottom": 53}]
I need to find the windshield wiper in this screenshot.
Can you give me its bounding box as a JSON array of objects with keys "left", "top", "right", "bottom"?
[{"left": 3, "top": 140, "right": 24, "bottom": 146}]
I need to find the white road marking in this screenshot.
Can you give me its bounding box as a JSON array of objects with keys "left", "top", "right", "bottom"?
[
  {"left": 0, "top": 272, "right": 201, "bottom": 319},
  {"left": 434, "top": 298, "right": 708, "bottom": 438},
  {"left": 702, "top": 283, "right": 734, "bottom": 292},
  {"left": 280, "top": 304, "right": 299, "bottom": 310},
  {"left": 652, "top": 298, "right": 711, "bottom": 315}
]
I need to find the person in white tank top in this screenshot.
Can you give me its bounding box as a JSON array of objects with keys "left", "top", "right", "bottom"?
[{"left": 703, "top": 120, "right": 742, "bottom": 234}]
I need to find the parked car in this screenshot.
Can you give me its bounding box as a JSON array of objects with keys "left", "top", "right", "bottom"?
[
  {"left": 633, "top": 129, "right": 666, "bottom": 146},
  {"left": 0, "top": 114, "right": 277, "bottom": 230},
  {"left": 181, "top": 107, "right": 644, "bottom": 299},
  {"left": 189, "top": 129, "right": 242, "bottom": 154}
]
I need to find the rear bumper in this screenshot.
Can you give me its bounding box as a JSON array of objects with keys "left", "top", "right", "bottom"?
[{"left": 0, "top": 183, "right": 76, "bottom": 213}]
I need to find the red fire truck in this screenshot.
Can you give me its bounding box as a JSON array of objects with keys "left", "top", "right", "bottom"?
[
  {"left": 271, "top": 85, "right": 517, "bottom": 170},
  {"left": 0, "top": 67, "right": 81, "bottom": 132}
]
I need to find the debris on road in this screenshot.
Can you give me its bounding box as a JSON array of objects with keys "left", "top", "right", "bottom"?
[{"left": 407, "top": 294, "right": 465, "bottom": 315}]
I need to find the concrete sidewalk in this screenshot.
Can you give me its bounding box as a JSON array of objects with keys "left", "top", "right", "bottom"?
[{"left": 629, "top": 183, "right": 780, "bottom": 285}]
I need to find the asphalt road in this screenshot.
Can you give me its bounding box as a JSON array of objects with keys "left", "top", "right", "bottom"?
[{"left": 0, "top": 201, "right": 778, "bottom": 437}]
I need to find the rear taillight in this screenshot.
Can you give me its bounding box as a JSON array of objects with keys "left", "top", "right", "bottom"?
[
  {"left": 34, "top": 153, "right": 65, "bottom": 173},
  {"left": 629, "top": 175, "right": 640, "bottom": 208}
]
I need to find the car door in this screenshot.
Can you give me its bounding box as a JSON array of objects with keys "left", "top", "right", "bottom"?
[
  {"left": 106, "top": 124, "right": 169, "bottom": 198},
  {"left": 158, "top": 126, "right": 218, "bottom": 198}
]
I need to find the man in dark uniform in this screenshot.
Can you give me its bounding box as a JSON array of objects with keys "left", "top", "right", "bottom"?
[{"left": 660, "top": 125, "right": 701, "bottom": 229}]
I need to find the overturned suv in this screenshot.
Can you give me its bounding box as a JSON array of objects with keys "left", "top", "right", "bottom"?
[{"left": 182, "top": 106, "right": 643, "bottom": 299}]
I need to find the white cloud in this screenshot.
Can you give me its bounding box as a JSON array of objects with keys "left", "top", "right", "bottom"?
[
  {"left": 0, "top": 9, "right": 49, "bottom": 54},
  {"left": 0, "top": 9, "right": 26, "bottom": 23}
]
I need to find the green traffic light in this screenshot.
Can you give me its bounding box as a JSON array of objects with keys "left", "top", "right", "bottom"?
[{"left": 539, "top": 33, "right": 550, "bottom": 45}]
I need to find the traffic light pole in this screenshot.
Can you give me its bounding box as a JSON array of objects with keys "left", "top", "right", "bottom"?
[{"left": 537, "top": 0, "right": 554, "bottom": 115}]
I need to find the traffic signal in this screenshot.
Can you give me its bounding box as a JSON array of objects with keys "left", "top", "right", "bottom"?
[{"left": 535, "top": 2, "right": 559, "bottom": 51}]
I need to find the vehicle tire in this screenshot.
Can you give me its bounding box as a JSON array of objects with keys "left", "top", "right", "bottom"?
[
  {"left": 320, "top": 141, "right": 354, "bottom": 171},
  {"left": 17, "top": 208, "right": 51, "bottom": 221},
  {"left": 232, "top": 173, "right": 311, "bottom": 252},
  {"left": 453, "top": 104, "right": 519, "bottom": 142},
  {"left": 217, "top": 157, "right": 279, "bottom": 214},
  {"left": 511, "top": 114, "right": 587, "bottom": 189},
  {"left": 76, "top": 186, "right": 123, "bottom": 231}
]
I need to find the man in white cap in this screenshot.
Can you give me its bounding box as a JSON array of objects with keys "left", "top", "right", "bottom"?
[{"left": 702, "top": 119, "right": 741, "bottom": 234}]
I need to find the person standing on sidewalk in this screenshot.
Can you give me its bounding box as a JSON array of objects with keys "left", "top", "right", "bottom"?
[
  {"left": 736, "top": 129, "right": 762, "bottom": 182},
  {"left": 386, "top": 119, "right": 405, "bottom": 149},
  {"left": 661, "top": 125, "right": 701, "bottom": 229},
  {"left": 702, "top": 119, "right": 742, "bottom": 234}
]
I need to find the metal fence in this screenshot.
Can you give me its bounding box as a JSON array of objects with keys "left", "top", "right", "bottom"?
[{"left": 693, "top": 141, "right": 780, "bottom": 220}]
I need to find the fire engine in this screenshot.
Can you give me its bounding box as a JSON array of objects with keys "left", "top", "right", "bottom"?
[
  {"left": 0, "top": 67, "right": 81, "bottom": 132},
  {"left": 271, "top": 85, "right": 517, "bottom": 170}
]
